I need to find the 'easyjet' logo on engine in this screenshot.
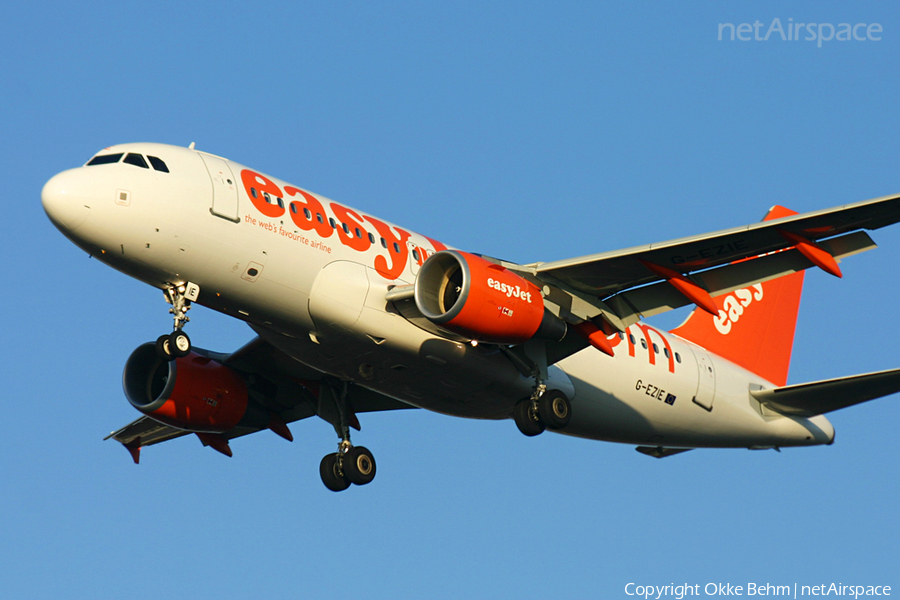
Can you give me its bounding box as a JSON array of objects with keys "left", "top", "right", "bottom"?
[
  {"left": 713, "top": 284, "right": 763, "bottom": 334},
  {"left": 487, "top": 278, "right": 534, "bottom": 303}
]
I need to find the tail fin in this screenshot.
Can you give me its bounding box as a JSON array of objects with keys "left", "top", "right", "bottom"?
[{"left": 669, "top": 206, "right": 805, "bottom": 386}]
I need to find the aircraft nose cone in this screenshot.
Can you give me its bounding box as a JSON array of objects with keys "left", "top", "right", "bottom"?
[{"left": 42, "top": 169, "right": 90, "bottom": 232}]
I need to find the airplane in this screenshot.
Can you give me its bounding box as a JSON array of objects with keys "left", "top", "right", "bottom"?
[{"left": 41, "top": 142, "right": 900, "bottom": 491}]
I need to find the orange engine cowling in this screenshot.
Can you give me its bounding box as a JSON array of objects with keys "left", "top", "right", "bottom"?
[
  {"left": 123, "top": 343, "right": 250, "bottom": 433},
  {"left": 414, "top": 250, "right": 565, "bottom": 344}
]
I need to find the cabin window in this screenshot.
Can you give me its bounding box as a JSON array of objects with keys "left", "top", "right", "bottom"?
[
  {"left": 304, "top": 208, "right": 312, "bottom": 219},
  {"left": 368, "top": 233, "right": 376, "bottom": 244},
  {"left": 629, "top": 334, "right": 636, "bottom": 345},
  {"left": 393, "top": 242, "right": 400, "bottom": 253},
  {"left": 412, "top": 249, "right": 420, "bottom": 262},
  {"left": 355, "top": 227, "right": 362, "bottom": 239},
  {"left": 87, "top": 153, "right": 123, "bottom": 165},
  {"left": 381, "top": 237, "right": 388, "bottom": 249},
  {"left": 640, "top": 338, "right": 647, "bottom": 350},
  {"left": 675, "top": 352, "right": 682, "bottom": 363},
  {"left": 663, "top": 348, "right": 670, "bottom": 359},
  {"left": 329, "top": 218, "right": 337, "bottom": 229},
  {"left": 653, "top": 343, "right": 659, "bottom": 354},
  {"left": 342, "top": 223, "right": 350, "bottom": 234},
  {"left": 316, "top": 213, "right": 324, "bottom": 223},
  {"left": 251, "top": 187, "right": 258, "bottom": 198}
]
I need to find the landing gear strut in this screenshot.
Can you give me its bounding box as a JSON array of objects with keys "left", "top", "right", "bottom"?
[
  {"left": 318, "top": 379, "right": 377, "bottom": 492},
  {"left": 155, "top": 282, "right": 199, "bottom": 361},
  {"left": 511, "top": 341, "right": 572, "bottom": 436}
]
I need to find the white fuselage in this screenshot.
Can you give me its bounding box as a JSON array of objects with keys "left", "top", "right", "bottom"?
[{"left": 41, "top": 143, "right": 834, "bottom": 449}]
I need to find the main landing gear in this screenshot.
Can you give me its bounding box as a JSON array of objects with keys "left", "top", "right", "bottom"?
[
  {"left": 155, "top": 282, "right": 199, "bottom": 361},
  {"left": 509, "top": 340, "right": 572, "bottom": 437},
  {"left": 318, "top": 380, "right": 377, "bottom": 492},
  {"left": 320, "top": 442, "right": 377, "bottom": 492},
  {"left": 514, "top": 388, "right": 571, "bottom": 436}
]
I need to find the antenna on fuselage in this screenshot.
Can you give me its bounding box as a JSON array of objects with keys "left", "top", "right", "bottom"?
[{"left": 188, "top": 142, "right": 196, "bottom": 150}]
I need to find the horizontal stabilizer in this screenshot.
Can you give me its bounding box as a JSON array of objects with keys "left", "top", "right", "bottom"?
[{"left": 750, "top": 368, "right": 900, "bottom": 417}]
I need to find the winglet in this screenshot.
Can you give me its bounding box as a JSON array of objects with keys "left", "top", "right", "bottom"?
[{"left": 639, "top": 260, "right": 719, "bottom": 316}]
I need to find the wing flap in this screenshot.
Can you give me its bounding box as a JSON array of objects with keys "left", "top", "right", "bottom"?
[
  {"left": 105, "top": 415, "right": 189, "bottom": 447},
  {"left": 532, "top": 193, "right": 900, "bottom": 298},
  {"left": 608, "top": 230, "right": 875, "bottom": 322},
  {"left": 750, "top": 368, "right": 900, "bottom": 417}
]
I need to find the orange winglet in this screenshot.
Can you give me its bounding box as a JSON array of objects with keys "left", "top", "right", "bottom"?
[
  {"left": 639, "top": 260, "right": 719, "bottom": 316},
  {"left": 573, "top": 321, "right": 616, "bottom": 357},
  {"left": 778, "top": 230, "right": 842, "bottom": 278},
  {"left": 268, "top": 414, "right": 294, "bottom": 442},
  {"left": 196, "top": 433, "right": 233, "bottom": 458}
]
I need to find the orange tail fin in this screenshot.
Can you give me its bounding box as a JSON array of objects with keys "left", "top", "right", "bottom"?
[{"left": 669, "top": 206, "right": 805, "bottom": 386}]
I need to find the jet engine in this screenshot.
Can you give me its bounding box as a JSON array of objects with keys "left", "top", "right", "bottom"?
[
  {"left": 123, "top": 343, "right": 255, "bottom": 433},
  {"left": 414, "top": 250, "right": 565, "bottom": 344}
]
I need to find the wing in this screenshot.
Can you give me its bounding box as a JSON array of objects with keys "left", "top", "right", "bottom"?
[
  {"left": 106, "top": 336, "right": 415, "bottom": 462},
  {"left": 514, "top": 193, "right": 900, "bottom": 328},
  {"left": 750, "top": 368, "right": 900, "bottom": 417}
]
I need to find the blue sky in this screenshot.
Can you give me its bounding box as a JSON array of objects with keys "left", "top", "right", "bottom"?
[{"left": 2, "top": 1, "right": 899, "bottom": 598}]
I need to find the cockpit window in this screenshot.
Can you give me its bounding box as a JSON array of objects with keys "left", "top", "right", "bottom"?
[
  {"left": 123, "top": 153, "right": 149, "bottom": 169},
  {"left": 147, "top": 156, "right": 169, "bottom": 172},
  {"left": 86, "top": 153, "right": 124, "bottom": 166}
]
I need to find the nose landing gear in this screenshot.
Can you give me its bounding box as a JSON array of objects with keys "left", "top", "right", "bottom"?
[{"left": 155, "top": 282, "right": 199, "bottom": 361}]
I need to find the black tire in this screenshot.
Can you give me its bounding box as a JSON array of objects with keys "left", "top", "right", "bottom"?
[
  {"left": 539, "top": 390, "right": 571, "bottom": 429},
  {"left": 513, "top": 399, "right": 545, "bottom": 437},
  {"left": 169, "top": 330, "right": 191, "bottom": 358},
  {"left": 319, "top": 453, "right": 351, "bottom": 492},
  {"left": 344, "top": 446, "right": 377, "bottom": 486},
  {"left": 155, "top": 334, "right": 174, "bottom": 361}
]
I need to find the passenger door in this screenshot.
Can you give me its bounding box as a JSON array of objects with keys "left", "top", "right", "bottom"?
[{"left": 200, "top": 153, "right": 239, "bottom": 222}]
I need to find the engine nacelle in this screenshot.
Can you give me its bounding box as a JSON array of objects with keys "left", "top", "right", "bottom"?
[
  {"left": 123, "top": 343, "right": 250, "bottom": 433},
  {"left": 414, "top": 250, "right": 564, "bottom": 344}
]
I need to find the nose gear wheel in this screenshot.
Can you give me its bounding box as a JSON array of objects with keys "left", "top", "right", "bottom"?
[{"left": 155, "top": 283, "right": 199, "bottom": 361}]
